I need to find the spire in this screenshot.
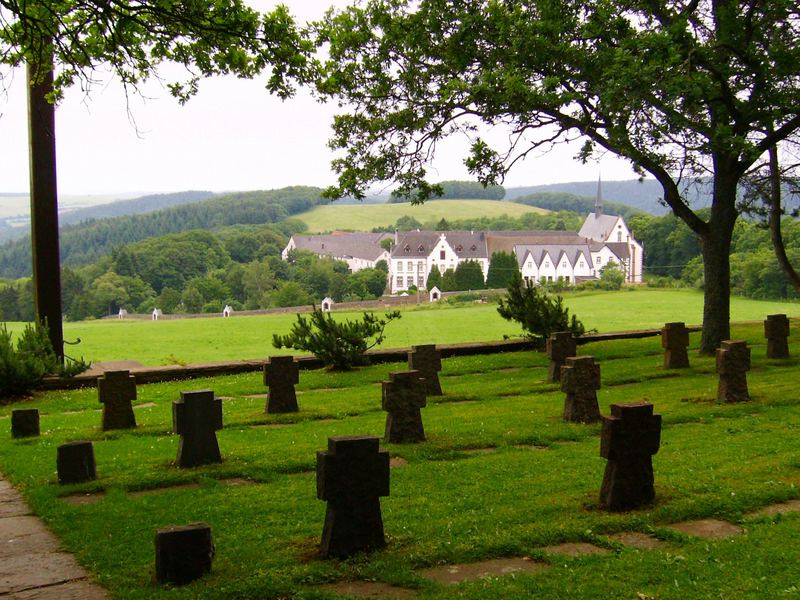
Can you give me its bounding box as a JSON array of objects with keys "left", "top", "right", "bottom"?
[{"left": 595, "top": 174, "right": 603, "bottom": 218}]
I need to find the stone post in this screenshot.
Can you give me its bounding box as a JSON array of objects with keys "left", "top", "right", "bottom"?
[
  {"left": 560, "top": 356, "right": 601, "bottom": 423},
  {"left": 716, "top": 340, "right": 751, "bottom": 403},
  {"left": 57, "top": 441, "right": 96, "bottom": 484},
  {"left": 98, "top": 370, "right": 137, "bottom": 430},
  {"left": 155, "top": 523, "right": 214, "bottom": 585},
  {"left": 599, "top": 402, "right": 661, "bottom": 511},
  {"left": 661, "top": 322, "right": 690, "bottom": 368},
  {"left": 11, "top": 409, "right": 40, "bottom": 438},
  {"left": 317, "top": 436, "right": 390, "bottom": 558},
  {"left": 408, "top": 344, "right": 442, "bottom": 396},
  {"left": 382, "top": 371, "right": 426, "bottom": 443},
  {"left": 764, "top": 314, "right": 790, "bottom": 359},
  {"left": 263, "top": 356, "right": 300, "bottom": 414},
  {"left": 546, "top": 331, "right": 576, "bottom": 382},
  {"left": 172, "top": 390, "right": 223, "bottom": 468}
]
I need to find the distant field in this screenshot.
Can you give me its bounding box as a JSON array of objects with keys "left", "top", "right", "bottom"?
[
  {"left": 297, "top": 199, "right": 549, "bottom": 232},
  {"left": 0, "top": 193, "right": 135, "bottom": 219},
  {"left": 4, "top": 289, "right": 797, "bottom": 366}
]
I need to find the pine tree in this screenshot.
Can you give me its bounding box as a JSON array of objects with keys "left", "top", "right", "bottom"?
[
  {"left": 486, "top": 252, "right": 519, "bottom": 289},
  {"left": 454, "top": 260, "right": 485, "bottom": 290},
  {"left": 425, "top": 265, "right": 443, "bottom": 290}
]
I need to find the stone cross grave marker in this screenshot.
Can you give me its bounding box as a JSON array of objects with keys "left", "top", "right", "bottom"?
[
  {"left": 561, "top": 356, "right": 601, "bottom": 423},
  {"left": 98, "top": 370, "right": 137, "bottom": 430},
  {"left": 408, "top": 344, "right": 442, "bottom": 396},
  {"left": 263, "top": 356, "right": 300, "bottom": 414},
  {"left": 382, "top": 370, "right": 427, "bottom": 443},
  {"left": 57, "top": 441, "right": 96, "bottom": 484},
  {"left": 547, "top": 331, "right": 577, "bottom": 382},
  {"left": 716, "top": 340, "right": 751, "bottom": 403},
  {"left": 172, "top": 390, "right": 223, "bottom": 468},
  {"left": 765, "top": 314, "right": 790, "bottom": 359},
  {"left": 317, "top": 436, "right": 390, "bottom": 558},
  {"left": 155, "top": 522, "right": 214, "bottom": 585},
  {"left": 661, "top": 322, "right": 690, "bottom": 368},
  {"left": 11, "top": 409, "right": 39, "bottom": 438},
  {"left": 599, "top": 402, "right": 662, "bottom": 511}
]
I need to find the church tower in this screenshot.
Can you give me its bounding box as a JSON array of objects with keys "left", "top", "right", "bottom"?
[{"left": 594, "top": 174, "right": 603, "bottom": 218}]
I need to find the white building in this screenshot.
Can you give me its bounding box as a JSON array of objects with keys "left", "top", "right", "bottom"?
[{"left": 282, "top": 232, "right": 393, "bottom": 272}]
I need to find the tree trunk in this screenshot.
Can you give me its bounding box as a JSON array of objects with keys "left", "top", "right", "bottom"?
[
  {"left": 766, "top": 141, "right": 800, "bottom": 292},
  {"left": 27, "top": 55, "right": 64, "bottom": 362},
  {"left": 699, "top": 168, "right": 738, "bottom": 354}
]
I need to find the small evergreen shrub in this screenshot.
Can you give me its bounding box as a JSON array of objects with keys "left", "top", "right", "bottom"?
[
  {"left": 272, "top": 307, "right": 401, "bottom": 370},
  {"left": 497, "top": 272, "right": 586, "bottom": 344}
]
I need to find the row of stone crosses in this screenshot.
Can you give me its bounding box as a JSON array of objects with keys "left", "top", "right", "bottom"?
[{"left": 8, "top": 315, "right": 791, "bottom": 585}]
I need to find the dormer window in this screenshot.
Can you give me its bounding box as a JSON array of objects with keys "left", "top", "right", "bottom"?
[
  {"left": 404, "top": 244, "right": 411, "bottom": 251},
  {"left": 418, "top": 245, "right": 424, "bottom": 252},
  {"left": 456, "top": 245, "right": 463, "bottom": 252},
  {"left": 470, "top": 244, "right": 477, "bottom": 251}
]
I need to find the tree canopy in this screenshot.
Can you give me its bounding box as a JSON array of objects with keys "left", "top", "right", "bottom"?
[{"left": 311, "top": 0, "right": 800, "bottom": 353}]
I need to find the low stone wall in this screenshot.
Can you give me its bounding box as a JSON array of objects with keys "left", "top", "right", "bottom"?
[{"left": 41, "top": 325, "right": 701, "bottom": 391}]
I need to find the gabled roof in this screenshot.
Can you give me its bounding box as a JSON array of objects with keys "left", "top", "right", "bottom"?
[
  {"left": 392, "top": 231, "right": 488, "bottom": 259},
  {"left": 291, "top": 232, "right": 392, "bottom": 262},
  {"left": 486, "top": 231, "right": 587, "bottom": 256},
  {"left": 515, "top": 243, "right": 592, "bottom": 268},
  {"left": 578, "top": 213, "right": 621, "bottom": 242},
  {"left": 604, "top": 242, "right": 631, "bottom": 261}
]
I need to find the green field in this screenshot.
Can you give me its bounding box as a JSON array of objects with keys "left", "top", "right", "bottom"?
[
  {"left": 4, "top": 289, "right": 798, "bottom": 366},
  {"left": 1, "top": 322, "right": 799, "bottom": 598},
  {"left": 296, "top": 199, "right": 549, "bottom": 233}
]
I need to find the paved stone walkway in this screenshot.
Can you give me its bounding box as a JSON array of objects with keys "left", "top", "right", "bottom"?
[{"left": 0, "top": 477, "right": 108, "bottom": 599}]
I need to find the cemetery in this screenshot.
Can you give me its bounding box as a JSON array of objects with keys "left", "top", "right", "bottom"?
[{"left": 0, "top": 318, "right": 798, "bottom": 598}]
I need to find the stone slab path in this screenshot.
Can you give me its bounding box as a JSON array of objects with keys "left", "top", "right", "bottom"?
[{"left": 0, "top": 477, "right": 108, "bottom": 598}]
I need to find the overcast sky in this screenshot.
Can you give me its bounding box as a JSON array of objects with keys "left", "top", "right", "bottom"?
[{"left": 0, "top": 1, "right": 638, "bottom": 197}]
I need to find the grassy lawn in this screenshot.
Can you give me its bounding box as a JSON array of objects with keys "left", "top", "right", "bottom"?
[
  {"left": 0, "top": 322, "right": 798, "bottom": 598},
  {"left": 4, "top": 289, "right": 799, "bottom": 366},
  {"left": 296, "top": 200, "right": 548, "bottom": 233}
]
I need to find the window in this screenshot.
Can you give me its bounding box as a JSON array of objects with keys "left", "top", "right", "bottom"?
[
  {"left": 406, "top": 276, "right": 414, "bottom": 287},
  {"left": 617, "top": 231, "right": 622, "bottom": 242},
  {"left": 417, "top": 276, "right": 424, "bottom": 287},
  {"left": 561, "top": 261, "right": 567, "bottom": 269},
  {"left": 417, "top": 263, "right": 424, "bottom": 272},
  {"left": 397, "top": 262, "right": 403, "bottom": 272},
  {"left": 418, "top": 245, "right": 425, "bottom": 252},
  {"left": 596, "top": 256, "right": 601, "bottom": 265},
  {"left": 526, "top": 262, "right": 532, "bottom": 269},
  {"left": 440, "top": 250, "right": 446, "bottom": 259},
  {"left": 407, "top": 261, "right": 413, "bottom": 271},
  {"left": 471, "top": 244, "right": 477, "bottom": 251},
  {"left": 579, "top": 260, "right": 585, "bottom": 268},
  {"left": 544, "top": 261, "right": 550, "bottom": 268},
  {"left": 404, "top": 244, "right": 410, "bottom": 251},
  {"left": 396, "top": 276, "right": 403, "bottom": 287},
  {"left": 456, "top": 245, "right": 463, "bottom": 252}
]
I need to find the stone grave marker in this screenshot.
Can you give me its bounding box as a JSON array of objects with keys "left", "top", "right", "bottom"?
[
  {"left": 262, "top": 356, "right": 300, "bottom": 414},
  {"left": 98, "top": 370, "right": 137, "bottom": 430},
  {"left": 765, "top": 314, "right": 790, "bottom": 359},
  {"left": 317, "top": 436, "right": 390, "bottom": 558},
  {"left": 57, "top": 441, "right": 96, "bottom": 484},
  {"left": 546, "top": 331, "right": 576, "bottom": 382},
  {"left": 599, "top": 402, "right": 661, "bottom": 511},
  {"left": 716, "top": 340, "right": 751, "bottom": 403},
  {"left": 155, "top": 522, "right": 214, "bottom": 585},
  {"left": 560, "top": 356, "right": 601, "bottom": 423},
  {"left": 172, "top": 390, "right": 223, "bottom": 468},
  {"left": 11, "top": 409, "right": 40, "bottom": 438},
  {"left": 408, "top": 344, "right": 442, "bottom": 396},
  {"left": 661, "top": 322, "right": 690, "bottom": 368},
  {"left": 382, "top": 370, "right": 426, "bottom": 443}
]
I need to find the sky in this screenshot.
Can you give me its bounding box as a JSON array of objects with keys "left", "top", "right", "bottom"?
[{"left": 0, "top": 1, "right": 638, "bottom": 198}]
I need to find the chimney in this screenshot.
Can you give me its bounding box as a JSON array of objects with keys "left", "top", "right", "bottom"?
[{"left": 595, "top": 174, "right": 603, "bottom": 218}]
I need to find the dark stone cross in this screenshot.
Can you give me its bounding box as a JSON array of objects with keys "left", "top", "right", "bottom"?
[
  {"left": 716, "top": 340, "right": 751, "bottom": 403},
  {"left": 546, "top": 331, "right": 577, "bottom": 382},
  {"left": 263, "top": 355, "right": 300, "bottom": 414},
  {"left": 317, "top": 436, "right": 390, "bottom": 558},
  {"left": 561, "top": 356, "right": 601, "bottom": 423},
  {"left": 11, "top": 409, "right": 40, "bottom": 438},
  {"left": 408, "top": 344, "right": 442, "bottom": 396},
  {"left": 599, "top": 402, "right": 662, "bottom": 511},
  {"left": 765, "top": 314, "right": 790, "bottom": 359},
  {"left": 155, "top": 522, "right": 214, "bottom": 585},
  {"left": 661, "top": 322, "right": 690, "bottom": 368},
  {"left": 382, "top": 370, "right": 427, "bottom": 443},
  {"left": 172, "top": 390, "right": 223, "bottom": 468},
  {"left": 57, "top": 441, "right": 96, "bottom": 484},
  {"left": 97, "top": 370, "right": 137, "bottom": 430}
]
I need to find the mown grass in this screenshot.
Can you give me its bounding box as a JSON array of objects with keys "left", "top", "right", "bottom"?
[
  {"left": 0, "top": 322, "right": 799, "bottom": 598},
  {"left": 5, "top": 289, "right": 799, "bottom": 366},
  {"left": 296, "top": 200, "right": 548, "bottom": 233}
]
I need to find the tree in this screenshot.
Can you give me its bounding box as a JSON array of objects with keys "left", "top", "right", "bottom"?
[
  {"left": 426, "top": 265, "right": 443, "bottom": 290},
  {"left": 273, "top": 308, "right": 401, "bottom": 370},
  {"left": 3, "top": 1, "right": 309, "bottom": 358},
  {"left": 312, "top": 1, "right": 800, "bottom": 353},
  {"left": 441, "top": 268, "right": 457, "bottom": 292},
  {"left": 454, "top": 260, "right": 485, "bottom": 291},
  {"left": 486, "top": 252, "right": 519, "bottom": 289},
  {"left": 497, "top": 272, "right": 586, "bottom": 343},
  {"left": 599, "top": 260, "right": 625, "bottom": 290}
]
